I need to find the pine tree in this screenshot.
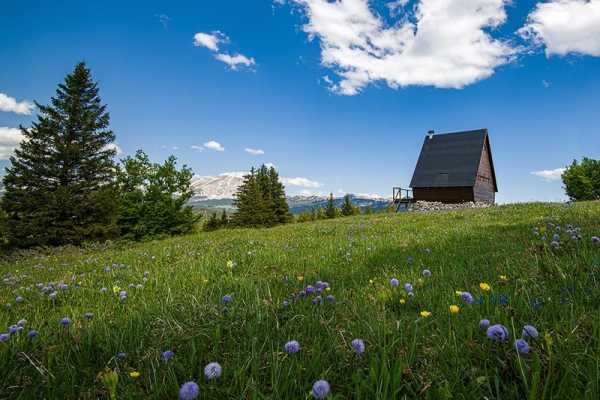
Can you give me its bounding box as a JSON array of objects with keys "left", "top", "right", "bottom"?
[
  {"left": 341, "top": 194, "right": 355, "bottom": 216},
  {"left": 268, "top": 166, "right": 292, "bottom": 224},
  {"left": 204, "top": 212, "right": 220, "bottom": 231},
  {"left": 219, "top": 209, "right": 229, "bottom": 227},
  {"left": 325, "top": 193, "right": 337, "bottom": 219},
  {"left": 2, "top": 62, "right": 118, "bottom": 247},
  {"left": 232, "top": 168, "right": 265, "bottom": 227}
]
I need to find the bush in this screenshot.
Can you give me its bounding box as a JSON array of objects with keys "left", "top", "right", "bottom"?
[{"left": 562, "top": 158, "right": 600, "bottom": 201}]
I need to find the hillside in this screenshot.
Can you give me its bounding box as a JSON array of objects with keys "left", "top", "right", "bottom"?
[{"left": 1, "top": 202, "right": 599, "bottom": 399}]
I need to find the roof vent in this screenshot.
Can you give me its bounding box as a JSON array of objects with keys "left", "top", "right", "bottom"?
[{"left": 427, "top": 130, "right": 435, "bottom": 139}]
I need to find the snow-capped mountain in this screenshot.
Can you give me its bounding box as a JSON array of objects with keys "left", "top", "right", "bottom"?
[{"left": 189, "top": 172, "right": 245, "bottom": 201}]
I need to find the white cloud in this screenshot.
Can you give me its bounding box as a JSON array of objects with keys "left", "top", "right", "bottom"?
[
  {"left": 214, "top": 53, "right": 256, "bottom": 69},
  {"left": 519, "top": 0, "right": 600, "bottom": 57},
  {"left": 0, "top": 92, "right": 35, "bottom": 115},
  {"left": 531, "top": 168, "right": 565, "bottom": 181},
  {"left": 193, "top": 31, "right": 229, "bottom": 51},
  {"left": 0, "top": 127, "right": 25, "bottom": 159},
  {"left": 245, "top": 147, "right": 265, "bottom": 155},
  {"left": 289, "top": 0, "right": 515, "bottom": 95},
  {"left": 190, "top": 145, "right": 205, "bottom": 152},
  {"left": 281, "top": 176, "right": 323, "bottom": 188},
  {"left": 203, "top": 140, "right": 225, "bottom": 152},
  {"left": 103, "top": 143, "right": 123, "bottom": 156}
]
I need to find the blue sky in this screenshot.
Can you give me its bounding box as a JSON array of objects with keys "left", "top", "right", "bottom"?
[{"left": 1, "top": 0, "right": 600, "bottom": 202}]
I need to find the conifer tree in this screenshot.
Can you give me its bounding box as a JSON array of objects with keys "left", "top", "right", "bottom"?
[
  {"left": 268, "top": 166, "right": 292, "bottom": 223},
  {"left": 2, "top": 62, "right": 118, "bottom": 247},
  {"left": 325, "top": 193, "right": 337, "bottom": 219},
  {"left": 219, "top": 209, "right": 229, "bottom": 227},
  {"left": 341, "top": 194, "right": 355, "bottom": 216}
]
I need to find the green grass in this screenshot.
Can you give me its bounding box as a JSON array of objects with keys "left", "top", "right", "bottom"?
[{"left": 1, "top": 202, "right": 600, "bottom": 399}]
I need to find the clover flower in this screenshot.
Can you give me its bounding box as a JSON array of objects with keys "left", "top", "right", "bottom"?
[
  {"left": 351, "top": 338, "right": 365, "bottom": 355},
  {"left": 311, "top": 380, "right": 330, "bottom": 399},
  {"left": 284, "top": 340, "right": 300, "bottom": 354},
  {"left": 522, "top": 325, "right": 539, "bottom": 339},
  {"left": 179, "top": 381, "right": 200, "bottom": 400},
  {"left": 514, "top": 339, "right": 530, "bottom": 354},
  {"left": 204, "top": 362, "right": 222, "bottom": 380},
  {"left": 486, "top": 324, "right": 508, "bottom": 342}
]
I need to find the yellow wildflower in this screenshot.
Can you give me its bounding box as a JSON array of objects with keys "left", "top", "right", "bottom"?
[
  {"left": 479, "top": 282, "right": 491, "bottom": 291},
  {"left": 129, "top": 371, "right": 140, "bottom": 379},
  {"left": 499, "top": 275, "right": 508, "bottom": 282},
  {"left": 449, "top": 305, "right": 460, "bottom": 314},
  {"left": 325, "top": 287, "right": 331, "bottom": 292},
  {"left": 420, "top": 310, "right": 432, "bottom": 318},
  {"left": 399, "top": 298, "right": 406, "bottom": 305},
  {"left": 297, "top": 275, "right": 304, "bottom": 282},
  {"left": 112, "top": 286, "right": 121, "bottom": 294},
  {"left": 369, "top": 279, "right": 374, "bottom": 285},
  {"left": 226, "top": 260, "right": 234, "bottom": 269},
  {"left": 455, "top": 290, "right": 463, "bottom": 296}
]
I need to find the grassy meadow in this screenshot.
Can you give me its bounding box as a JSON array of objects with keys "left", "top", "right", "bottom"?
[{"left": 1, "top": 202, "right": 600, "bottom": 399}]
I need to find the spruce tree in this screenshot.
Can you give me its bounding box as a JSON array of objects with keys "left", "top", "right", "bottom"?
[
  {"left": 219, "top": 209, "right": 228, "bottom": 227},
  {"left": 341, "top": 194, "right": 354, "bottom": 216},
  {"left": 325, "top": 193, "right": 337, "bottom": 219},
  {"left": 2, "top": 62, "right": 118, "bottom": 247},
  {"left": 267, "top": 166, "right": 291, "bottom": 224}
]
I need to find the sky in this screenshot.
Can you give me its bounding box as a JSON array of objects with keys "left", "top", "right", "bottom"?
[{"left": 1, "top": 0, "right": 600, "bottom": 202}]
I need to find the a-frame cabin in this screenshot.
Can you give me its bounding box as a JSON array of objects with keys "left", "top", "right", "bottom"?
[{"left": 409, "top": 129, "right": 498, "bottom": 203}]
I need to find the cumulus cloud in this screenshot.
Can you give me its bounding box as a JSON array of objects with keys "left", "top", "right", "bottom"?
[
  {"left": 245, "top": 147, "right": 265, "bottom": 155},
  {"left": 214, "top": 53, "right": 256, "bottom": 69},
  {"left": 289, "top": 0, "right": 516, "bottom": 95},
  {"left": 193, "top": 31, "right": 229, "bottom": 51},
  {"left": 193, "top": 31, "right": 256, "bottom": 70},
  {"left": 281, "top": 176, "right": 323, "bottom": 188},
  {"left": 531, "top": 168, "right": 565, "bottom": 181},
  {"left": 0, "top": 92, "right": 35, "bottom": 115},
  {"left": 0, "top": 127, "right": 25, "bottom": 159},
  {"left": 519, "top": 0, "right": 600, "bottom": 57},
  {"left": 103, "top": 142, "right": 123, "bottom": 156},
  {"left": 203, "top": 140, "right": 225, "bottom": 152}
]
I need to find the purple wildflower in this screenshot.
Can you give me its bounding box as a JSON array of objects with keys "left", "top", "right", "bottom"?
[
  {"left": 204, "top": 362, "right": 222, "bottom": 380},
  {"left": 404, "top": 283, "right": 413, "bottom": 293},
  {"left": 60, "top": 317, "right": 71, "bottom": 327},
  {"left": 15, "top": 296, "right": 24, "bottom": 304},
  {"left": 282, "top": 300, "right": 290, "bottom": 308},
  {"left": 461, "top": 292, "right": 474, "bottom": 304},
  {"left": 390, "top": 278, "right": 399, "bottom": 287},
  {"left": 522, "top": 325, "right": 539, "bottom": 339},
  {"left": 8, "top": 325, "right": 18, "bottom": 334},
  {"left": 592, "top": 236, "right": 599, "bottom": 244},
  {"left": 312, "top": 295, "right": 323, "bottom": 305},
  {"left": 351, "top": 338, "right": 365, "bottom": 355},
  {"left": 486, "top": 324, "right": 509, "bottom": 342},
  {"left": 0, "top": 333, "right": 9, "bottom": 342},
  {"left": 27, "top": 330, "right": 38, "bottom": 339},
  {"left": 179, "top": 381, "right": 200, "bottom": 400},
  {"left": 325, "top": 294, "right": 335, "bottom": 302},
  {"left": 17, "top": 319, "right": 27, "bottom": 327},
  {"left": 305, "top": 285, "right": 315, "bottom": 294},
  {"left": 222, "top": 294, "right": 233, "bottom": 304},
  {"left": 311, "top": 380, "right": 330, "bottom": 399},
  {"left": 119, "top": 290, "right": 127, "bottom": 301},
  {"left": 284, "top": 340, "right": 301, "bottom": 354},
  {"left": 162, "top": 350, "right": 175, "bottom": 362},
  {"left": 117, "top": 352, "right": 127, "bottom": 360},
  {"left": 514, "top": 338, "right": 530, "bottom": 354},
  {"left": 479, "top": 319, "right": 490, "bottom": 329},
  {"left": 100, "top": 287, "right": 108, "bottom": 294},
  {"left": 298, "top": 290, "right": 306, "bottom": 298}
]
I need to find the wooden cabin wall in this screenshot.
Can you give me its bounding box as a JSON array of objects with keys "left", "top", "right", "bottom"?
[
  {"left": 473, "top": 139, "right": 495, "bottom": 203},
  {"left": 413, "top": 187, "right": 474, "bottom": 203}
]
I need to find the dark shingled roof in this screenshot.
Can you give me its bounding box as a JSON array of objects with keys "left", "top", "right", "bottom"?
[{"left": 409, "top": 129, "right": 497, "bottom": 190}]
